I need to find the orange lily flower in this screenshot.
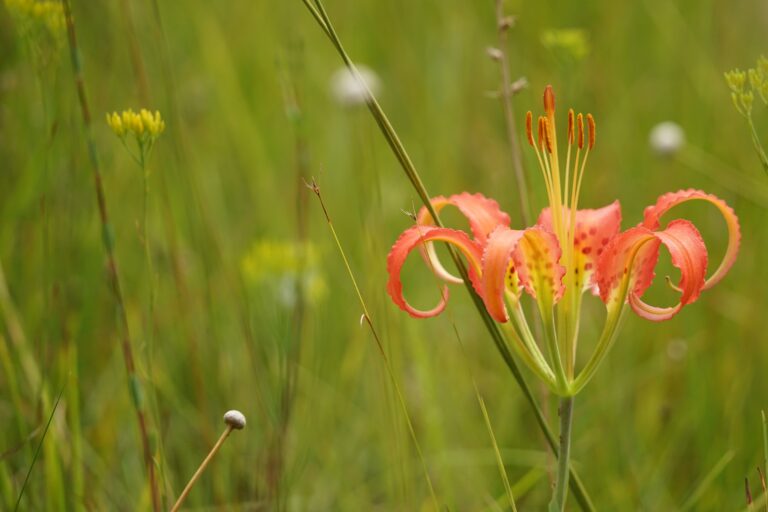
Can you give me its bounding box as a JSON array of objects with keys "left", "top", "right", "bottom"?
[{"left": 386, "top": 86, "right": 740, "bottom": 395}]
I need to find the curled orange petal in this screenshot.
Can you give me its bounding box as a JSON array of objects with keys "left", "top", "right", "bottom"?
[
  {"left": 416, "top": 192, "right": 511, "bottom": 241},
  {"left": 642, "top": 189, "right": 739, "bottom": 290},
  {"left": 386, "top": 225, "right": 483, "bottom": 319},
  {"left": 416, "top": 192, "right": 511, "bottom": 284},
  {"left": 597, "top": 220, "right": 708, "bottom": 321}
]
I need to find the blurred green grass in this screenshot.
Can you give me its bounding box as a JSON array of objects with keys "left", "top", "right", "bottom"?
[{"left": 1, "top": 0, "right": 767, "bottom": 509}]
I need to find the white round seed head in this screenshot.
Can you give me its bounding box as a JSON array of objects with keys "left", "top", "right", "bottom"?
[
  {"left": 649, "top": 121, "right": 685, "bottom": 157},
  {"left": 223, "top": 410, "right": 246, "bottom": 430},
  {"left": 330, "top": 65, "right": 380, "bottom": 107}
]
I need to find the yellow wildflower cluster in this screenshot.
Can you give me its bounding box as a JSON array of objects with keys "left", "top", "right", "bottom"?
[
  {"left": 241, "top": 240, "right": 327, "bottom": 307},
  {"left": 106, "top": 109, "right": 165, "bottom": 165},
  {"left": 725, "top": 56, "right": 768, "bottom": 173},
  {"left": 4, "top": 0, "right": 65, "bottom": 35},
  {"left": 725, "top": 57, "right": 768, "bottom": 116},
  {"left": 541, "top": 29, "right": 590, "bottom": 62},
  {"left": 106, "top": 109, "right": 166, "bottom": 140},
  {"left": 5, "top": 0, "right": 65, "bottom": 65}
]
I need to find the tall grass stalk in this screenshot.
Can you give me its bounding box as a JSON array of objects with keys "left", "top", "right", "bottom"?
[
  {"left": 13, "top": 378, "right": 66, "bottom": 512},
  {"left": 66, "top": 341, "right": 85, "bottom": 512},
  {"left": 308, "top": 178, "right": 440, "bottom": 510},
  {"left": 265, "top": 51, "right": 314, "bottom": 506},
  {"left": 450, "top": 322, "right": 517, "bottom": 511},
  {"left": 299, "top": 1, "right": 594, "bottom": 509},
  {"left": 0, "top": 263, "right": 30, "bottom": 448},
  {"left": 61, "top": 2, "right": 160, "bottom": 509},
  {"left": 680, "top": 450, "right": 735, "bottom": 512},
  {"left": 763, "top": 410, "right": 768, "bottom": 495}
]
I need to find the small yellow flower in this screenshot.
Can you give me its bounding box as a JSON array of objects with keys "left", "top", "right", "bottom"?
[
  {"left": 5, "top": 0, "right": 65, "bottom": 63},
  {"left": 724, "top": 57, "right": 768, "bottom": 173},
  {"left": 724, "top": 69, "right": 747, "bottom": 93},
  {"left": 241, "top": 240, "right": 327, "bottom": 307},
  {"left": 105, "top": 108, "right": 166, "bottom": 164},
  {"left": 541, "top": 28, "right": 590, "bottom": 62},
  {"left": 105, "top": 112, "right": 125, "bottom": 137}
]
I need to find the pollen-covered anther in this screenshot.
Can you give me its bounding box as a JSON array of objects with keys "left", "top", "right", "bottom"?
[
  {"left": 543, "top": 84, "right": 555, "bottom": 116},
  {"left": 537, "top": 116, "right": 545, "bottom": 149},
  {"left": 576, "top": 113, "right": 584, "bottom": 150},
  {"left": 587, "top": 113, "right": 596, "bottom": 149},
  {"left": 567, "top": 109, "right": 574, "bottom": 145},
  {"left": 526, "top": 111, "right": 534, "bottom": 146},
  {"left": 543, "top": 119, "right": 554, "bottom": 153}
]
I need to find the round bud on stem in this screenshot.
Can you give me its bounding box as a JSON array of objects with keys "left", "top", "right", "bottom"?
[
  {"left": 224, "top": 410, "right": 246, "bottom": 430},
  {"left": 170, "top": 410, "right": 247, "bottom": 512}
]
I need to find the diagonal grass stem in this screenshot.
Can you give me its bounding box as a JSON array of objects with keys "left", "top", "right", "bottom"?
[
  {"left": 308, "top": 178, "right": 440, "bottom": 510},
  {"left": 299, "top": 2, "right": 595, "bottom": 508},
  {"left": 14, "top": 378, "right": 67, "bottom": 512}
]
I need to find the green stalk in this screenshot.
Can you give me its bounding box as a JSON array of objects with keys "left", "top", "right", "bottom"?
[
  {"left": 14, "top": 379, "right": 66, "bottom": 512},
  {"left": 494, "top": 296, "right": 555, "bottom": 386},
  {"left": 300, "top": 2, "right": 595, "bottom": 509},
  {"left": 540, "top": 308, "right": 568, "bottom": 393},
  {"left": 571, "top": 303, "right": 626, "bottom": 394},
  {"left": 67, "top": 342, "right": 85, "bottom": 512},
  {"left": 61, "top": 2, "right": 160, "bottom": 510},
  {"left": 571, "top": 235, "right": 654, "bottom": 394},
  {"left": 493, "top": 0, "right": 531, "bottom": 225},
  {"left": 139, "top": 150, "right": 170, "bottom": 508},
  {"left": 549, "top": 396, "right": 575, "bottom": 512},
  {"left": 746, "top": 115, "right": 768, "bottom": 174},
  {"left": 309, "top": 180, "right": 440, "bottom": 510},
  {"left": 762, "top": 410, "right": 768, "bottom": 500}
]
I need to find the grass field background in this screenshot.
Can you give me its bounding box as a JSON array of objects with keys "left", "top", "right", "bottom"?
[{"left": 1, "top": 0, "right": 767, "bottom": 510}]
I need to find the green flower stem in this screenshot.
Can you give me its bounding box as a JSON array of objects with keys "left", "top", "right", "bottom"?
[
  {"left": 571, "top": 235, "right": 652, "bottom": 394},
  {"left": 510, "top": 299, "right": 551, "bottom": 371},
  {"left": 549, "top": 395, "right": 575, "bottom": 512},
  {"left": 541, "top": 308, "right": 569, "bottom": 393},
  {"left": 301, "top": 2, "right": 595, "bottom": 509},
  {"left": 61, "top": 2, "right": 160, "bottom": 510},
  {"left": 571, "top": 302, "right": 626, "bottom": 394},
  {"left": 746, "top": 115, "right": 768, "bottom": 174},
  {"left": 500, "top": 318, "right": 556, "bottom": 388}
]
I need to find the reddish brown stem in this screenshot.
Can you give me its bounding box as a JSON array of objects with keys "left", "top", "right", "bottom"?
[{"left": 61, "top": 2, "right": 160, "bottom": 510}]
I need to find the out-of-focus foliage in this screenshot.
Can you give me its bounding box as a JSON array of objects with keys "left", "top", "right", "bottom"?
[{"left": 0, "top": 0, "right": 766, "bottom": 510}]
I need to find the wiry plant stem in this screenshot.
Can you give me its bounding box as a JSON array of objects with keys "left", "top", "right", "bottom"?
[
  {"left": 13, "top": 378, "right": 67, "bottom": 512},
  {"left": 61, "top": 2, "right": 160, "bottom": 510},
  {"left": 549, "top": 396, "right": 574, "bottom": 512},
  {"left": 494, "top": 0, "right": 531, "bottom": 225},
  {"left": 170, "top": 425, "right": 234, "bottom": 512},
  {"left": 308, "top": 178, "right": 441, "bottom": 510}
]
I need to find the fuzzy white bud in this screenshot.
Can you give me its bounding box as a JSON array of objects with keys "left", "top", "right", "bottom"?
[
  {"left": 330, "top": 65, "right": 380, "bottom": 107},
  {"left": 649, "top": 121, "right": 685, "bottom": 157}
]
